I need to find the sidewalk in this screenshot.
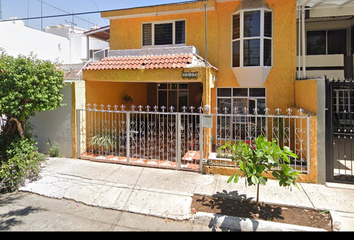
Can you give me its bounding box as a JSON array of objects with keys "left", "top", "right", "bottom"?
[{"left": 19, "top": 157, "right": 354, "bottom": 231}]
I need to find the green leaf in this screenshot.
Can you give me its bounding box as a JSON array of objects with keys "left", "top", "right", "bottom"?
[
  {"left": 227, "top": 172, "right": 236, "bottom": 183},
  {"left": 259, "top": 176, "right": 267, "bottom": 186},
  {"left": 251, "top": 175, "right": 259, "bottom": 185}
]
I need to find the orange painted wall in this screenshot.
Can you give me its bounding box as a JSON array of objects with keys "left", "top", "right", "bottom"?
[
  {"left": 107, "top": 0, "right": 297, "bottom": 113},
  {"left": 86, "top": 81, "right": 147, "bottom": 108}
]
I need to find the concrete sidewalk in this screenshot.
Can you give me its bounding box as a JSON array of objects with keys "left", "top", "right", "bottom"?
[{"left": 19, "top": 157, "right": 354, "bottom": 231}]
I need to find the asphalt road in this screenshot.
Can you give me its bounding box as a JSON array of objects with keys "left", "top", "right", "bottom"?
[{"left": 0, "top": 191, "right": 211, "bottom": 231}]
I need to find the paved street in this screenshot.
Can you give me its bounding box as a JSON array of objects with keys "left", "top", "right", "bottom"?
[
  {"left": 0, "top": 191, "right": 210, "bottom": 231},
  {"left": 1, "top": 157, "right": 354, "bottom": 231}
]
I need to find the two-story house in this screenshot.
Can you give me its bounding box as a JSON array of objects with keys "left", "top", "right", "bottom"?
[
  {"left": 74, "top": 0, "right": 325, "bottom": 182},
  {"left": 81, "top": 0, "right": 297, "bottom": 115}
]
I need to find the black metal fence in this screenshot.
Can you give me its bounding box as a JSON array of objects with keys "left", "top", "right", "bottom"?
[{"left": 326, "top": 78, "right": 354, "bottom": 183}]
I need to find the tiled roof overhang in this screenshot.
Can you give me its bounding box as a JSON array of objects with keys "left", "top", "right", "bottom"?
[{"left": 83, "top": 53, "right": 218, "bottom": 71}]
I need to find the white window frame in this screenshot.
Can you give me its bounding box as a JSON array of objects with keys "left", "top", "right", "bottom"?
[
  {"left": 216, "top": 87, "right": 267, "bottom": 140},
  {"left": 141, "top": 19, "right": 186, "bottom": 48},
  {"left": 157, "top": 83, "right": 189, "bottom": 112},
  {"left": 232, "top": 8, "right": 273, "bottom": 68}
]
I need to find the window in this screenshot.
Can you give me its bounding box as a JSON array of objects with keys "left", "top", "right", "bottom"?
[
  {"left": 232, "top": 9, "right": 272, "bottom": 68},
  {"left": 158, "top": 83, "right": 188, "bottom": 112},
  {"left": 142, "top": 20, "right": 186, "bottom": 47},
  {"left": 217, "top": 88, "right": 266, "bottom": 139},
  {"left": 307, "top": 29, "right": 347, "bottom": 55}
]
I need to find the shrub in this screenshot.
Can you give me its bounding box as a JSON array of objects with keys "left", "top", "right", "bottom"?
[
  {"left": 0, "top": 151, "right": 45, "bottom": 193},
  {"left": 46, "top": 138, "right": 60, "bottom": 157},
  {"left": 0, "top": 136, "right": 45, "bottom": 194}
]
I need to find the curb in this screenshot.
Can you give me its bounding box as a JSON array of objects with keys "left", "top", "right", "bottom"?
[{"left": 192, "top": 212, "right": 328, "bottom": 232}]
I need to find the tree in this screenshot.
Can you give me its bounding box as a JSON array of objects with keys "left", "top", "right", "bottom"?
[
  {"left": 219, "top": 135, "right": 300, "bottom": 209},
  {"left": 0, "top": 51, "right": 65, "bottom": 138}
]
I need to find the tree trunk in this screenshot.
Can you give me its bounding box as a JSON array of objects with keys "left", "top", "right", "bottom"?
[{"left": 4, "top": 117, "right": 25, "bottom": 139}]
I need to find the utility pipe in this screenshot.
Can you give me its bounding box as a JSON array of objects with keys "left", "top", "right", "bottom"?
[{"left": 301, "top": 0, "right": 311, "bottom": 78}]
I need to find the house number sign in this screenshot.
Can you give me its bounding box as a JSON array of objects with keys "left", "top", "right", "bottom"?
[{"left": 182, "top": 72, "right": 198, "bottom": 78}]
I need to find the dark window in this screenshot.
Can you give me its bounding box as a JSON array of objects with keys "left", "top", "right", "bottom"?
[
  {"left": 233, "top": 88, "right": 247, "bottom": 97},
  {"left": 264, "top": 39, "right": 272, "bottom": 66},
  {"left": 143, "top": 21, "right": 186, "bottom": 46},
  {"left": 155, "top": 23, "right": 173, "bottom": 45},
  {"left": 142, "top": 23, "right": 152, "bottom": 46},
  {"left": 307, "top": 29, "right": 347, "bottom": 55},
  {"left": 352, "top": 26, "right": 354, "bottom": 55},
  {"left": 244, "top": 39, "right": 260, "bottom": 66},
  {"left": 264, "top": 11, "right": 272, "bottom": 38},
  {"left": 233, "top": 14, "right": 240, "bottom": 40},
  {"left": 328, "top": 29, "right": 347, "bottom": 55},
  {"left": 244, "top": 11, "right": 260, "bottom": 37},
  {"left": 217, "top": 88, "right": 231, "bottom": 97},
  {"left": 249, "top": 88, "right": 266, "bottom": 97},
  {"left": 307, "top": 31, "right": 326, "bottom": 55},
  {"left": 175, "top": 20, "right": 186, "bottom": 44},
  {"left": 232, "top": 40, "right": 240, "bottom": 67}
]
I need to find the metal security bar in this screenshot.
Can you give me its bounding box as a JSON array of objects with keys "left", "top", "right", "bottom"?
[
  {"left": 77, "top": 104, "right": 203, "bottom": 171},
  {"left": 326, "top": 78, "right": 354, "bottom": 183},
  {"left": 210, "top": 107, "right": 311, "bottom": 173},
  {"left": 77, "top": 104, "right": 311, "bottom": 174}
]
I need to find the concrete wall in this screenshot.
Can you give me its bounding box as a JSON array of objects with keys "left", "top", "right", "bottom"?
[
  {"left": 294, "top": 78, "right": 326, "bottom": 183},
  {"left": 29, "top": 83, "right": 73, "bottom": 157}
]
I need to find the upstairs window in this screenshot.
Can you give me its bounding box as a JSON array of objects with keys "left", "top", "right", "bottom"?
[
  {"left": 232, "top": 9, "right": 273, "bottom": 68},
  {"left": 142, "top": 20, "right": 186, "bottom": 47},
  {"left": 307, "top": 29, "right": 347, "bottom": 55}
]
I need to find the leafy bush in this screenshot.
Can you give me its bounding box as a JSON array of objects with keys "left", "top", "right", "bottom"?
[{"left": 0, "top": 150, "right": 45, "bottom": 194}]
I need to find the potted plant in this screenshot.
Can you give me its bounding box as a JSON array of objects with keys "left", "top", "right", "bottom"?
[{"left": 122, "top": 95, "right": 133, "bottom": 104}]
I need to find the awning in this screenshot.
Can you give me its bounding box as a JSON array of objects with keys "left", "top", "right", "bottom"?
[{"left": 84, "top": 25, "right": 110, "bottom": 41}]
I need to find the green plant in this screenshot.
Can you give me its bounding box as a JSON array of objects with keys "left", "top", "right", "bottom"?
[
  {"left": 0, "top": 51, "right": 65, "bottom": 139},
  {"left": 0, "top": 147, "right": 45, "bottom": 194},
  {"left": 46, "top": 138, "right": 60, "bottom": 157},
  {"left": 218, "top": 135, "right": 300, "bottom": 208},
  {"left": 88, "top": 134, "right": 115, "bottom": 153},
  {"left": 122, "top": 95, "right": 133, "bottom": 104}
]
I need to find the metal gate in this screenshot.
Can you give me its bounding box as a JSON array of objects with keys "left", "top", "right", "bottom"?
[
  {"left": 326, "top": 78, "right": 354, "bottom": 183},
  {"left": 76, "top": 104, "right": 204, "bottom": 172}
]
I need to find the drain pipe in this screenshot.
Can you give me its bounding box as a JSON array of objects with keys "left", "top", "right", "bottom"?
[{"left": 301, "top": 0, "right": 311, "bottom": 78}]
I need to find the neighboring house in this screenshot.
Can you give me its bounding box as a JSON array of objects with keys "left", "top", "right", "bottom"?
[
  {"left": 297, "top": 0, "right": 354, "bottom": 80},
  {"left": 0, "top": 19, "right": 109, "bottom": 157}
]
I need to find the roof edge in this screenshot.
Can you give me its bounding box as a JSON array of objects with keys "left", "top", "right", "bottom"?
[{"left": 101, "top": 0, "right": 216, "bottom": 20}]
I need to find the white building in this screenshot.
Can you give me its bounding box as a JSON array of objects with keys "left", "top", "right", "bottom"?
[{"left": 0, "top": 19, "right": 109, "bottom": 157}]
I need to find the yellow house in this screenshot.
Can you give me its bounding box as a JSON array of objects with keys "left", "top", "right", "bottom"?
[{"left": 73, "top": 0, "right": 323, "bottom": 183}]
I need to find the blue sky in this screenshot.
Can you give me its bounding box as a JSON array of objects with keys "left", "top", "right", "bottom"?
[{"left": 1, "top": 0, "right": 188, "bottom": 30}]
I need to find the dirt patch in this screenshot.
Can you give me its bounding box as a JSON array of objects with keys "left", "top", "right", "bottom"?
[{"left": 191, "top": 194, "right": 332, "bottom": 231}]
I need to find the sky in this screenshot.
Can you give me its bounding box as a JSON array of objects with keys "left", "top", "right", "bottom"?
[{"left": 1, "top": 0, "right": 188, "bottom": 31}]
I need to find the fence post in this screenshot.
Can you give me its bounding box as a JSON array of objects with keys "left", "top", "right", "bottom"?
[
  {"left": 126, "top": 112, "right": 130, "bottom": 163},
  {"left": 76, "top": 109, "right": 81, "bottom": 159},
  {"left": 306, "top": 116, "right": 311, "bottom": 174},
  {"left": 177, "top": 113, "right": 181, "bottom": 170},
  {"left": 199, "top": 114, "right": 203, "bottom": 172}
]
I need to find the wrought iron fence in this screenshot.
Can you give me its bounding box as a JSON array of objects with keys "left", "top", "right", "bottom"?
[
  {"left": 211, "top": 107, "right": 310, "bottom": 173},
  {"left": 77, "top": 104, "right": 203, "bottom": 171},
  {"left": 77, "top": 104, "right": 311, "bottom": 173}
]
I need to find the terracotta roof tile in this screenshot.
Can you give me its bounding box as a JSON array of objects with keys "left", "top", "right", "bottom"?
[{"left": 83, "top": 53, "right": 211, "bottom": 71}]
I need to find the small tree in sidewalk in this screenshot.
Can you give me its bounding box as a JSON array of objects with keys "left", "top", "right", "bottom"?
[{"left": 218, "top": 135, "right": 300, "bottom": 210}]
